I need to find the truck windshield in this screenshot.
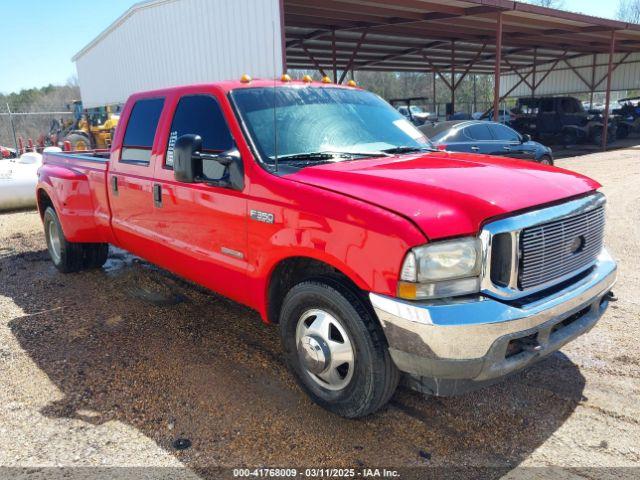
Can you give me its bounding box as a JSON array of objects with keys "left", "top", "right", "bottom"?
[{"left": 231, "top": 87, "right": 433, "bottom": 166}]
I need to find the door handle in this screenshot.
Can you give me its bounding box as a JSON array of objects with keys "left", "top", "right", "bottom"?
[
  {"left": 111, "top": 175, "right": 118, "bottom": 195},
  {"left": 503, "top": 146, "right": 511, "bottom": 151},
  {"left": 153, "top": 183, "right": 162, "bottom": 208},
  {"left": 471, "top": 146, "right": 480, "bottom": 151}
]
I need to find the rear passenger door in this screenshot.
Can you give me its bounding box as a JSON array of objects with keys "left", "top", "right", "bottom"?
[
  {"left": 152, "top": 92, "right": 248, "bottom": 302},
  {"left": 108, "top": 97, "right": 165, "bottom": 255},
  {"left": 462, "top": 123, "right": 496, "bottom": 155}
]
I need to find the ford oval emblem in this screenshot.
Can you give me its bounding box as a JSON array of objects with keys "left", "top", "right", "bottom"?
[{"left": 569, "top": 235, "right": 586, "bottom": 254}]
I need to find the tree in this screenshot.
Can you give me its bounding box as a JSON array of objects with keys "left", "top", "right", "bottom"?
[
  {"left": 617, "top": 0, "right": 640, "bottom": 23},
  {"left": 523, "top": 0, "right": 565, "bottom": 8}
]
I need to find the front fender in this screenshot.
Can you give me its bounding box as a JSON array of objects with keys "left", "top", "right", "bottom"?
[{"left": 245, "top": 183, "right": 427, "bottom": 321}]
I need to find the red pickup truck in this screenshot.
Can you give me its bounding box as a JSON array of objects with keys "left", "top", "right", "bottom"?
[{"left": 36, "top": 78, "right": 617, "bottom": 418}]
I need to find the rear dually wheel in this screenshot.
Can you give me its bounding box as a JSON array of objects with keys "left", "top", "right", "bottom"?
[{"left": 43, "top": 207, "right": 109, "bottom": 273}]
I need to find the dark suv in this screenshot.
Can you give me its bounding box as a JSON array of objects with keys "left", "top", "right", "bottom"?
[{"left": 511, "top": 96, "right": 615, "bottom": 146}]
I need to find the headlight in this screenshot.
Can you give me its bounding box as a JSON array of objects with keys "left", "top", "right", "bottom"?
[{"left": 398, "top": 238, "right": 481, "bottom": 300}]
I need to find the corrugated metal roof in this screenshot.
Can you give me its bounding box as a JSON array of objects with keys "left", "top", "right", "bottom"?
[
  {"left": 73, "top": 0, "right": 640, "bottom": 106},
  {"left": 501, "top": 52, "right": 640, "bottom": 96},
  {"left": 282, "top": 0, "right": 640, "bottom": 74}
]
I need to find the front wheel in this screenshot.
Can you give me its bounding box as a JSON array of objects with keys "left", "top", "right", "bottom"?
[
  {"left": 561, "top": 129, "right": 578, "bottom": 148},
  {"left": 617, "top": 124, "right": 629, "bottom": 139},
  {"left": 66, "top": 133, "right": 90, "bottom": 151},
  {"left": 592, "top": 127, "right": 615, "bottom": 146},
  {"left": 539, "top": 155, "right": 554, "bottom": 166},
  {"left": 280, "top": 280, "right": 399, "bottom": 418},
  {"left": 44, "top": 207, "right": 109, "bottom": 273}
]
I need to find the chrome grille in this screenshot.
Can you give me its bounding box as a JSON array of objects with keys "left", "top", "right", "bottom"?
[{"left": 518, "top": 206, "right": 605, "bottom": 289}]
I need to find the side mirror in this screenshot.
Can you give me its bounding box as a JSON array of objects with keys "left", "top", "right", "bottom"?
[
  {"left": 173, "top": 134, "right": 202, "bottom": 183},
  {"left": 521, "top": 133, "right": 532, "bottom": 143},
  {"left": 173, "top": 134, "right": 244, "bottom": 190}
]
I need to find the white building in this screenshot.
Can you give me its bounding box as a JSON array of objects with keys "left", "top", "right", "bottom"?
[{"left": 73, "top": 0, "right": 284, "bottom": 107}]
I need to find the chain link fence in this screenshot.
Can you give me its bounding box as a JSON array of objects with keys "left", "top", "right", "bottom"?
[{"left": 0, "top": 107, "right": 74, "bottom": 152}]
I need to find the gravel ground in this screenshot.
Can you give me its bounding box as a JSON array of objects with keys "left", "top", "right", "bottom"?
[{"left": 0, "top": 147, "right": 639, "bottom": 479}]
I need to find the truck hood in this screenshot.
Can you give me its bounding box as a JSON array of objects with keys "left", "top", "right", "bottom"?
[{"left": 287, "top": 151, "right": 600, "bottom": 240}]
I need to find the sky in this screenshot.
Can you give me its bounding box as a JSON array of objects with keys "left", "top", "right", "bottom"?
[{"left": 0, "top": 0, "right": 626, "bottom": 95}]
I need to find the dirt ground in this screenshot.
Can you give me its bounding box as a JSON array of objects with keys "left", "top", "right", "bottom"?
[{"left": 0, "top": 147, "right": 639, "bottom": 479}]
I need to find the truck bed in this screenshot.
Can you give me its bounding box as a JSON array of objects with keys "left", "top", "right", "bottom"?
[
  {"left": 43, "top": 149, "right": 110, "bottom": 169},
  {"left": 39, "top": 149, "right": 114, "bottom": 244}
]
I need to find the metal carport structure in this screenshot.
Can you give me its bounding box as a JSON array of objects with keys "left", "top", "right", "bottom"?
[{"left": 280, "top": 0, "right": 640, "bottom": 147}]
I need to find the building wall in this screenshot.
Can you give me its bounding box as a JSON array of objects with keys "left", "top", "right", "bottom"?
[
  {"left": 500, "top": 52, "right": 640, "bottom": 97},
  {"left": 74, "top": 0, "right": 283, "bottom": 107}
]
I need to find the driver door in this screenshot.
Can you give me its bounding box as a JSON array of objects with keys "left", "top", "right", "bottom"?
[
  {"left": 489, "top": 124, "right": 536, "bottom": 160},
  {"left": 152, "top": 90, "right": 248, "bottom": 302}
]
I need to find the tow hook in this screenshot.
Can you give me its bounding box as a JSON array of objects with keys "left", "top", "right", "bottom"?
[
  {"left": 604, "top": 291, "right": 618, "bottom": 302},
  {"left": 520, "top": 336, "right": 542, "bottom": 353},
  {"left": 506, "top": 333, "right": 542, "bottom": 358}
]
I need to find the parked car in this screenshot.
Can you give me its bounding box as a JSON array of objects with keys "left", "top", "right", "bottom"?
[
  {"left": 511, "top": 96, "right": 615, "bottom": 146},
  {"left": 420, "top": 120, "right": 554, "bottom": 165},
  {"left": 36, "top": 79, "right": 616, "bottom": 418},
  {"left": 472, "top": 108, "right": 514, "bottom": 125},
  {"left": 612, "top": 96, "right": 640, "bottom": 139},
  {"left": 389, "top": 97, "right": 435, "bottom": 126}
]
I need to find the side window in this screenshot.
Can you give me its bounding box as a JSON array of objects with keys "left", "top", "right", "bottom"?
[
  {"left": 465, "top": 124, "right": 494, "bottom": 141},
  {"left": 490, "top": 124, "right": 520, "bottom": 142},
  {"left": 561, "top": 98, "right": 577, "bottom": 113},
  {"left": 121, "top": 98, "right": 164, "bottom": 165},
  {"left": 540, "top": 99, "right": 555, "bottom": 113},
  {"left": 166, "top": 95, "right": 233, "bottom": 170}
]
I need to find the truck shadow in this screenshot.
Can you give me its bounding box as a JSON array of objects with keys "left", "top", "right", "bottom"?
[{"left": 3, "top": 245, "right": 587, "bottom": 478}]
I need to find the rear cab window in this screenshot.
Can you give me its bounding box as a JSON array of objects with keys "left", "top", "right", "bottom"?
[{"left": 120, "top": 98, "right": 165, "bottom": 165}]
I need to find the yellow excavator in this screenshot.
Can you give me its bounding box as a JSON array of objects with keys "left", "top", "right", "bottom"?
[{"left": 50, "top": 101, "right": 120, "bottom": 151}]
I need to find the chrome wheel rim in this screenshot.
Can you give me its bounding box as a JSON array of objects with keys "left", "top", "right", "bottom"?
[
  {"left": 295, "top": 309, "right": 355, "bottom": 391},
  {"left": 48, "top": 220, "right": 62, "bottom": 264}
]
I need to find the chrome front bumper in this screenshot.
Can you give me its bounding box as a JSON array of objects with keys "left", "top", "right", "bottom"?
[{"left": 370, "top": 249, "right": 617, "bottom": 394}]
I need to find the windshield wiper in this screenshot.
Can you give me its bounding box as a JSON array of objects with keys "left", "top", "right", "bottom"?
[
  {"left": 273, "top": 151, "right": 389, "bottom": 163},
  {"left": 381, "top": 146, "right": 437, "bottom": 154}
]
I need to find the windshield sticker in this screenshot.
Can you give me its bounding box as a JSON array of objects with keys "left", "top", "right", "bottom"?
[{"left": 166, "top": 130, "right": 178, "bottom": 166}]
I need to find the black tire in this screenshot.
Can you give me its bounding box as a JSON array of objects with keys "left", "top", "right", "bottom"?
[
  {"left": 592, "top": 127, "right": 615, "bottom": 146},
  {"left": 280, "top": 279, "right": 399, "bottom": 418},
  {"left": 561, "top": 129, "right": 578, "bottom": 148},
  {"left": 66, "top": 133, "right": 90, "bottom": 151},
  {"left": 43, "top": 207, "right": 109, "bottom": 273},
  {"left": 617, "top": 124, "right": 630, "bottom": 139},
  {"left": 539, "top": 155, "right": 554, "bottom": 166}
]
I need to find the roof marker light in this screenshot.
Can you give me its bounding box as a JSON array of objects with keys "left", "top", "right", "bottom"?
[
  {"left": 240, "top": 74, "right": 252, "bottom": 83},
  {"left": 302, "top": 75, "right": 313, "bottom": 83},
  {"left": 347, "top": 80, "right": 357, "bottom": 87},
  {"left": 281, "top": 73, "right": 291, "bottom": 82},
  {"left": 321, "top": 75, "right": 331, "bottom": 83}
]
